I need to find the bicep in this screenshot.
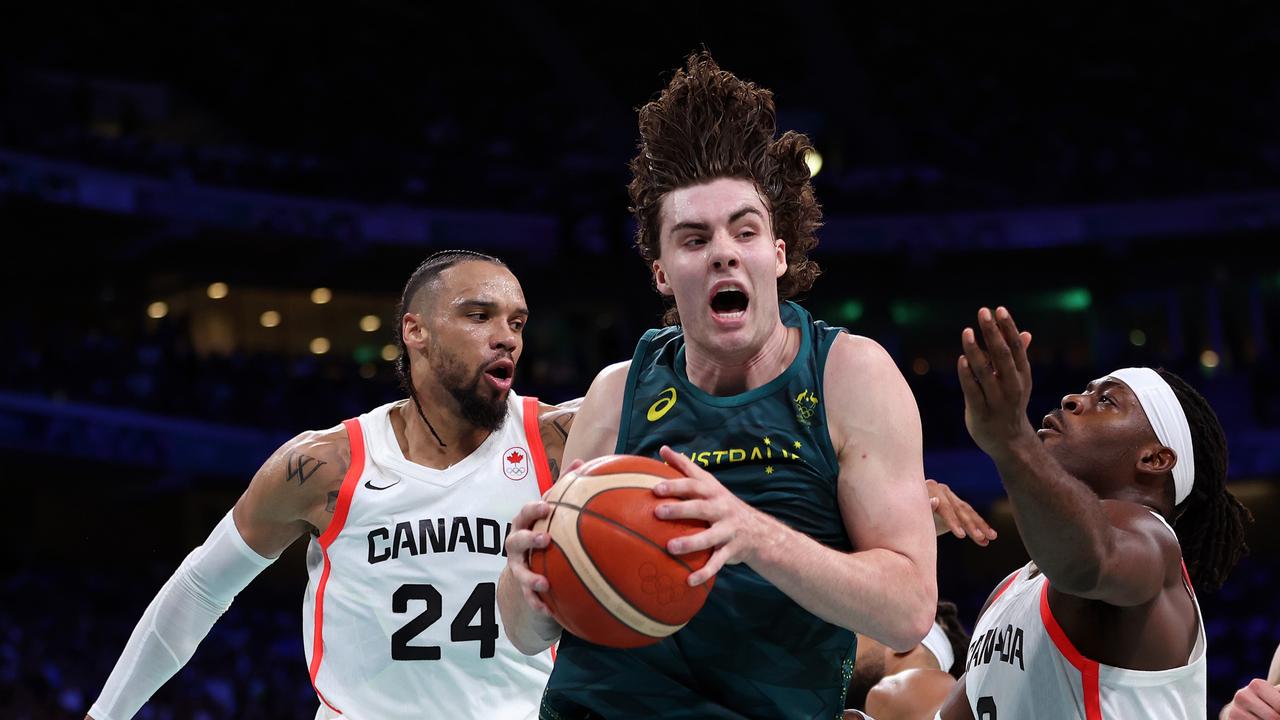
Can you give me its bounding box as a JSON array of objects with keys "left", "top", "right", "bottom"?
[
  {"left": 561, "top": 363, "right": 629, "bottom": 469},
  {"left": 829, "top": 340, "right": 932, "bottom": 560},
  {"left": 839, "top": 443, "right": 934, "bottom": 562},
  {"left": 1268, "top": 642, "right": 1280, "bottom": 684}
]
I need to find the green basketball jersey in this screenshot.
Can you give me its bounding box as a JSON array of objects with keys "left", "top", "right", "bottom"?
[{"left": 542, "top": 302, "right": 856, "bottom": 720}]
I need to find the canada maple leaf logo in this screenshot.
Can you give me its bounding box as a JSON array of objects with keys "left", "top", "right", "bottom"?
[{"left": 507, "top": 450, "right": 525, "bottom": 465}]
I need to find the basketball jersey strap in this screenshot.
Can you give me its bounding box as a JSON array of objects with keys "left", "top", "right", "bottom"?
[{"left": 522, "top": 396, "right": 554, "bottom": 495}]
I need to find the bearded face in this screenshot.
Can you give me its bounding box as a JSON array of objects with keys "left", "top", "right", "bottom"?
[{"left": 428, "top": 335, "right": 510, "bottom": 432}]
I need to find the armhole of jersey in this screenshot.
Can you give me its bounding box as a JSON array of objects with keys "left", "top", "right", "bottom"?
[
  {"left": 991, "top": 568, "right": 1021, "bottom": 605},
  {"left": 318, "top": 418, "right": 366, "bottom": 548},
  {"left": 814, "top": 326, "right": 846, "bottom": 482},
  {"left": 974, "top": 568, "right": 1022, "bottom": 626},
  {"left": 523, "top": 396, "right": 554, "bottom": 495},
  {"left": 614, "top": 328, "right": 660, "bottom": 454},
  {"left": 308, "top": 417, "right": 367, "bottom": 715},
  {"left": 1039, "top": 582, "right": 1103, "bottom": 720}
]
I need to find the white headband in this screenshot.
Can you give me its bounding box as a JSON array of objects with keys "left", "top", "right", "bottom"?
[
  {"left": 1109, "top": 368, "right": 1195, "bottom": 505},
  {"left": 921, "top": 621, "right": 954, "bottom": 673}
]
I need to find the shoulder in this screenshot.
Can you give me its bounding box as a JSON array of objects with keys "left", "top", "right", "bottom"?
[
  {"left": 274, "top": 423, "right": 353, "bottom": 475},
  {"left": 237, "top": 423, "right": 354, "bottom": 549},
  {"left": 538, "top": 397, "right": 583, "bottom": 422},
  {"left": 586, "top": 360, "right": 633, "bottom": 401},
  {"left": 537, "top": 397, "right": 582, "bottom": 436},
  {"left": 1102, "top": 500, "right": 1180, "bottom": 545},
  {"left": 1101, "top": 500, "right": 1183, "bottom": 563},
  {"left": 825, "top": 332, "right": 900, "bottom": 379},
  {"left": 823, "top": 334, "right": 919, "bottom": 441},
  {"left": 253, "top": 423, "right": 353, "bottom": 504},
  {"left": 535, "top": 399, "right": 583, "bottom": 480}
]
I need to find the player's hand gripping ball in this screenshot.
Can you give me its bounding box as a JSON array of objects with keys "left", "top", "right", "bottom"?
[{"left": 530, "top": 454, "right": 715, "bottom": 648}]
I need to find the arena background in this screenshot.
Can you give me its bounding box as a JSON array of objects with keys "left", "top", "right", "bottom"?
[{"left": 3, "top": 3, "right": 1279, "bottom": 717}]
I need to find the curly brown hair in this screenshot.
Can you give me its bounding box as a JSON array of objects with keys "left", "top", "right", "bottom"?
[{"left": 628, "top": 52, "right": 823, "bottom": 325}]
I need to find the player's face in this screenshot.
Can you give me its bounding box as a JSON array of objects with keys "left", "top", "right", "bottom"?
[
  {"left": 653, "top": 177, "right": 786, "bottom": 355},
  {"left": 424, "top": 261, "right": 528, "bottom": 431},
  {"left": 1037, "top": 376, "right": 1159, "bottom": 493}
]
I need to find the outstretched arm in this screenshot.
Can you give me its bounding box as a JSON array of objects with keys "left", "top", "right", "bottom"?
[
  {"left": 957, "top": 307, "right": 1175, "bottom": 605},
  {"left": 87, "top": 427, "right": 348, "bottom": 720}
]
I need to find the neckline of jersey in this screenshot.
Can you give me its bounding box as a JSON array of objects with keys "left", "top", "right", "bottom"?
[
  {"left": 671, "top": 301, "right": 812, "bottom": 408},
  {"left": 368, "top": 395, "right": 518, "bottom": 483}
]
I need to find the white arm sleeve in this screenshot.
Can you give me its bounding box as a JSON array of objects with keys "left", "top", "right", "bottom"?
[{"left": 88, "top": 510, "right": 278, "bottom": 720}]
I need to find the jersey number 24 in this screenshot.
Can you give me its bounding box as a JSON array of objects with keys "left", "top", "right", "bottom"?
[{"left": 391, "top": 583, "right": 499, "bottom": 660}]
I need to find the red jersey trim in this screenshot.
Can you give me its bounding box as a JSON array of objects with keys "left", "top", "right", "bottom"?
[
  {"left": 307, "top": 417, "right": 367, "bottom": 714},
  {"left": 523, "top": 397, "right": 555, "bottom": 496},
  {"left": 1039, "top": 582, "right": 1103, "bottom": 720},
  {"left": 991, "top": 568, "right": 1021, "bottom": 606},
  {"left": 1180, "top": 560, "right": 1195, "bottom": 598}
]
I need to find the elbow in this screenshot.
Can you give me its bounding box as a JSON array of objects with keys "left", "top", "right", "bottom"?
[
  {"left": 889, "top": 607, "right": 936, "bottom": 653},
  {"left": 499, "top": 610, "right": 549, "bottom": 656},
  {"left": 506, "top": 632, "right": 545, "bottom": 657},
  {"left": 887, "top": 580, "right": 937, "bottom": 653}
]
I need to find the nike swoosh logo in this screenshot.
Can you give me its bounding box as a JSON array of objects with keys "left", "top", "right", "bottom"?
[{"left": 364, "top": 478, "right": 401, "bottom": 490}]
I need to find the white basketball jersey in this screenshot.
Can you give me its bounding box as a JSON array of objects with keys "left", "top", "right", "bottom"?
[
  {"left": 302, "top": 394, "right": 555, "bottom": 720},
  {"left": 962, "top": 515, "right": 1206, "bottom": 720}
]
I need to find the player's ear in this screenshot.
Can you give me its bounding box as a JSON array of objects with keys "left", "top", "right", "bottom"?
[
  {"left": 653, "top": 260, "right": 674, "bottom": 297},
  {"left": 402, "top": 312, "right": 430, "bottom": 355},
  {"left": 1136, "top": 444, "right": 1177, "bottom": 476}
]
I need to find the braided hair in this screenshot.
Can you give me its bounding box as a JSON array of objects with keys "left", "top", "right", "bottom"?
[
  {"left": 1157, "top": 369, "right": 1252, "bottom": 593},
  {"left": 394, "top": 250, "right": 506, "bottom": 444}
]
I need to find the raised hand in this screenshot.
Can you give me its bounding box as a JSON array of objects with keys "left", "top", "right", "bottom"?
[{"left": 957, "top": 306, "right": 1035, "bottom": 457}]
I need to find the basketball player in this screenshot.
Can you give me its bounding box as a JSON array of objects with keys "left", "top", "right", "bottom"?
[
  {"left": 500, "top": 53, "right": 938, "bottom": 718},
  {"left": 936, "top": 306, "right": 1251, "bottom": 719},
  {"left": 1220, "top": 642, "right": 1280, "bottom": 719},
  {"left": 843, "top": 601, "right": 971, "bottom": 720},
  {"left": 88, "top": 251, "right": 576, "bottom": 720}
]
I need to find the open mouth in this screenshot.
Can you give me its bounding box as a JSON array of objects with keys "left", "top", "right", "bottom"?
[
  {"left": 483, "top": 359, "right": 515, "bottom": 391},
  {"left": 709, "top": 286, "right": 749, "bottom": 320}
]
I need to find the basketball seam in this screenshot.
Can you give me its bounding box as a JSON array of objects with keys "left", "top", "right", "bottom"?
[
  {"left": 548, "top": 498, "right": 708, "bottom": 628},
  {"left": 549, "top": 528, "right": 671, "bottom": 641},
  {"left": 554, "top": 500, "right": 704, "bottom": 575}
]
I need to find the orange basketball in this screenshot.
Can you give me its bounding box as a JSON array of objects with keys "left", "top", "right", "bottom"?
[{"left": 530, "top": 454, "right": 715, "bottom": 648}]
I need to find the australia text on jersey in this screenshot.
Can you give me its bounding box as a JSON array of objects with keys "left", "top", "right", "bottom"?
[{"left": 676, "top": 436, "right": 806, "bottom": 470}]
